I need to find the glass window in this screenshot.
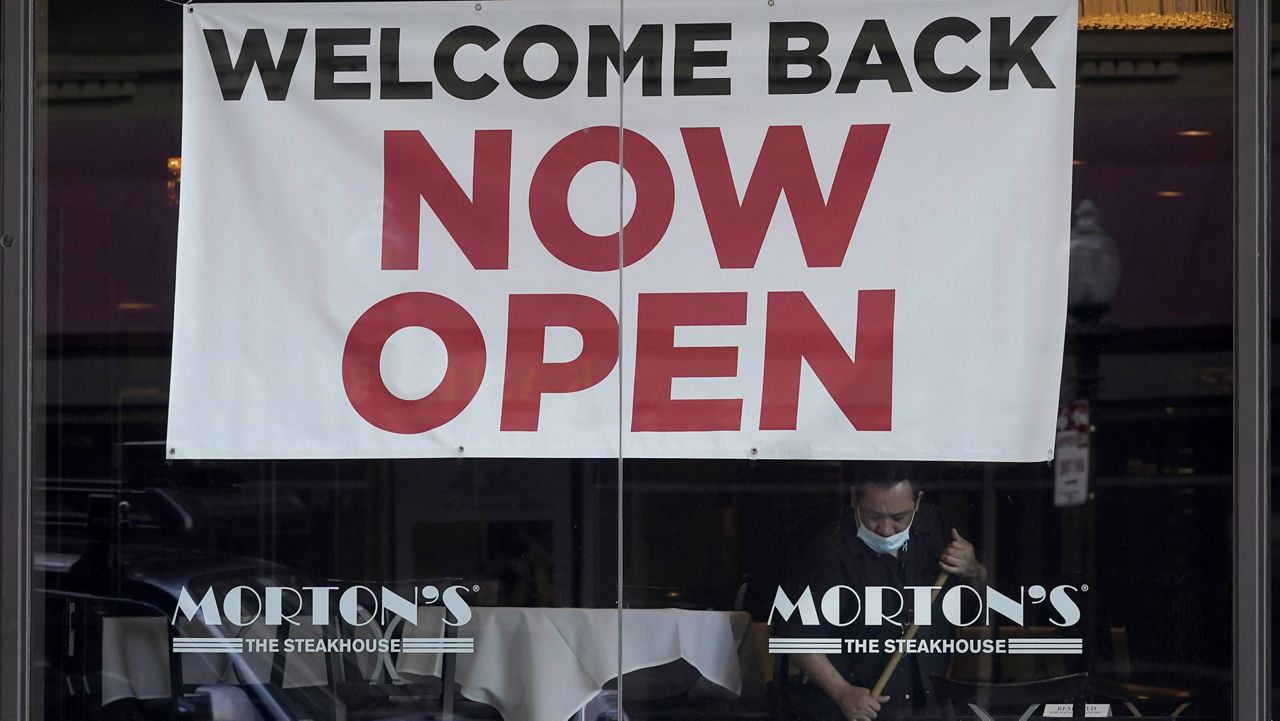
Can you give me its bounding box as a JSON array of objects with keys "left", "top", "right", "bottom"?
[
  {"left": 35, "top": 3, "right": 623, "bottom": 721},
  {"left": 617, "top": 7, "right": 1235, "bottom": 721},
  {"left": 25, "top": 1, "right": 1246, "bottom": 720}
]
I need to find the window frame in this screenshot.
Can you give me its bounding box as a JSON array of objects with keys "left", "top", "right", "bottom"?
[{"left": 0, "top": 1, "right": 1270, "bottom": 718}]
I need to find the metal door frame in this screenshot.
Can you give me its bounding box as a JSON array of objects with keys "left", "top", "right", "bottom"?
[{"left": 0, "top": 1, "right": 1272, "bottom": 718}]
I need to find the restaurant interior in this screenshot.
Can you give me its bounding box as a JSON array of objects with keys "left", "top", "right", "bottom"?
[{"left": 30, "top": 0, "right": 1262, "bottom": 718}]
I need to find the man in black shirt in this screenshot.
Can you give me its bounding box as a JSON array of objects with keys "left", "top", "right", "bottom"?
[{"left": 786, "top": 466, "right": 987, "bottom": 721}]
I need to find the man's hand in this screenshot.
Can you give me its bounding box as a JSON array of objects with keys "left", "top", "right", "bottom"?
[
  {"left": 791, "top": 655, "right": 889, "bottom": 721},
  {"left": 831, "top": 683, "right": 890, "bottom": 721},
  {"left": 940, "top": 529, "right": 986, "bottom": 582}
]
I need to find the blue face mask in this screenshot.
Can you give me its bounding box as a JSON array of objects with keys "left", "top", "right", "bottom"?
[{"left": 855, "top": 499, "right": 920, "bottom": 555}]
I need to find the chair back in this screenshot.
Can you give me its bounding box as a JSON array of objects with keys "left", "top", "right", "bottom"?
[{"left": 930, "top": 672, "right": 1089, "bottom": 721}]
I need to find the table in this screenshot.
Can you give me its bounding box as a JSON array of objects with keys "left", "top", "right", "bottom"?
[
  {"left": 101, "top": 608, "right": 765, "bottom": 721},
  {"left": 397, "top": 607, "right": 765, "bottom": 721},
  {"left": 100, "top": 616, "right": 335, "bottom": 705}
]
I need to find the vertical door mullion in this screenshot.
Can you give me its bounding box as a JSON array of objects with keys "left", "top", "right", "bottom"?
[
  {"left": 0, "top": 0, "right": 36, "bottom": 714},
  {"left": 1233, "top": 0, "right": 1271, "bottom": 718}
]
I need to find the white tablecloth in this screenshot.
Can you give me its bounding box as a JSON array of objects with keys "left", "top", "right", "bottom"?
[
  {"left": 101, "top": 617, "right": 241, "bottom": 706},
  {"left": 101, "top": 616, "right": 338, "bottom": 705},
  {"left": 398, "top": 608, "right": 764, "bottom": 721},
  {"left": 101, "top": 617, "right": 174, "bottom": 706},
  {"left": 101, "top": 608, "right": 764, "bottom": 721}
]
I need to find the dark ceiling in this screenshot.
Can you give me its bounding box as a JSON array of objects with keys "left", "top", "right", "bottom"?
[{"left": 38, "top": 5, "right": 1260, "bottom": 335}]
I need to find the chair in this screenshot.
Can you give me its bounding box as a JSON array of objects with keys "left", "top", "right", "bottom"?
[
  {"left": 994, "top": 627, "right": 1070, "bottom": 682},
  {"left": 324, "top": 577, "right": 502, "bottom": 720},
  {"left": 613, "top": 640, "right": 777, "bottom": 720},
  {"left": 1090, "top": 627, "right": 1194, "bottom": 718},
  {"left": 1091, "top": 676, "right": 1192, "bottom": 719},
  {"left": 439, "top": 622, "right": 504, "bottom": 720},
  {"left": 930, "top": 673, "right": 1090, "bottom": 721},
  {"left": 612, "top": 582, "right": 778, "bottom": 721}
]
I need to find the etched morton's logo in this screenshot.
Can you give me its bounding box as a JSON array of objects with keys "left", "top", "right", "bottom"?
[
  {"left": 767, "top": 584, "right": 1087, "bottom": 657},
  {"left": 170, "top": 584, "right": 475, "bottom": 658}
]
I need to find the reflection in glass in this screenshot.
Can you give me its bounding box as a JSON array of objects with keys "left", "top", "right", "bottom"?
[{"left": 619, "top": 20, "right": 1234, "bottom": 721}]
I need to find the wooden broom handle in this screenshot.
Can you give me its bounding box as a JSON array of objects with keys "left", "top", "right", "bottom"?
[{"left": 869, "top": 571, "right": 951, "bottom": 697}]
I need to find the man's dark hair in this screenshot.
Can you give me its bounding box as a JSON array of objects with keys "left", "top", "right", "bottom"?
[{"left": 850, "top": 461, "right": 935, "bottom": 499}]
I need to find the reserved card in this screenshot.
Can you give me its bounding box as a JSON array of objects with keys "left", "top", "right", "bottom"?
[{"left": 1043, "top": 703, "right": 1111, "bottom": 717}]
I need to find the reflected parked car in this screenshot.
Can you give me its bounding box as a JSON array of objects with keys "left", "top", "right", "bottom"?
[{"left": 37, "top": 545, "right": 471, "bottom": 721}]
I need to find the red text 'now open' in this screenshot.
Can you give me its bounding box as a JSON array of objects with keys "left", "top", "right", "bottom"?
[{"left": 343, "top": 125, "right": 896, "bottom": 434}]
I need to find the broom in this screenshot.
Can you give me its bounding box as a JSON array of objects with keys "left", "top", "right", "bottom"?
[{"left": 869, "top": 570, "right": 951, "bottom": 698}]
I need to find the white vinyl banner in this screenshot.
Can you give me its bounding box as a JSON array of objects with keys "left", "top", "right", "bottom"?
[{"left": 169, "top": 0, "right": 1077, "bottom": 460}]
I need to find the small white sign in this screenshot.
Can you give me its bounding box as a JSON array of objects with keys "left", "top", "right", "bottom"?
[
  {"left": 1043, "top": 703, "right": 1111, "bottom": 717},
  {"left": 1054, "top": 400, "right": 1090, "bottom": 507}
]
